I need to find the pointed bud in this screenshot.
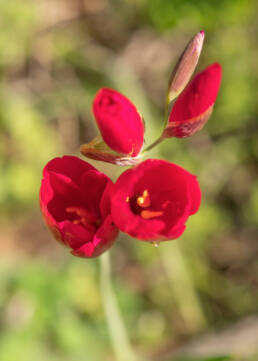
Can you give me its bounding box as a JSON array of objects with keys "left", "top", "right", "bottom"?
[
  {"left": 93, "top": 88, "right": 144, "bottom": 157},
  {"left": 168, "top": 31, "right": 205, "bottom": 102},
  {"left": 163, "top": 63, "right": 222, "bottom": 138},
  {"left": 80, "top": 136, "right": 142, "bottom": 166}
]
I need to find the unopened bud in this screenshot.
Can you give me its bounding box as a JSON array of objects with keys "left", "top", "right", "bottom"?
[
  {"left": 163, "top": 63, "right": 222, "bottom": 138},
  {"left": 168, "top": 31, "right": 205, "bottom": 102}
]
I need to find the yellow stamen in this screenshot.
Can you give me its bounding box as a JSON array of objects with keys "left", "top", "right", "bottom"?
[
  {"left": 137, "top": 189, "right": 151, "bottom": 208},
  {"left": 66, "top": 207, "right": 96, "bottom": 227}
]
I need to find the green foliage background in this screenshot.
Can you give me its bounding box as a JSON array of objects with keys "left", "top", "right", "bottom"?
[{"left": 0, "top": 0, "right": 258, "bottom": 360}]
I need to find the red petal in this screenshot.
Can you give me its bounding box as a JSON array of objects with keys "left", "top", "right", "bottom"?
[
  {"left": 72, "top": 216, "right": 118, "bottom": 258},
  {"left": 188, "top": 175, "right": 202, "bottom": 215},
  {"left": 80, "top": 169, "right": 110, "bottom": 216},
  {"left": 111, "top": 167, "right": 164, "bottom": 240},
  {"left": 163, "top": 105, "right": 213, "bottom": 138},
  {"left": 44, "top": 156, "right": 95, "bottom": 186},
  {"left": 111, "top": 159, "right": 201, "bottom": 241},
  {"left": 93, "top": 88, "right": 144, "bottom": 156},
  {"left": 59, "top": 220, "right": 93, "bottom": 249},
  {"left": 166, "top": 63, "right": 222, "bottom": 137},
  {"left": 40, "top": 156, "right": 118, "bottom": 257}
]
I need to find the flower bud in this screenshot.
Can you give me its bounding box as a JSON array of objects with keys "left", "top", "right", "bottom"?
[
  {"left": 163, "top": 63, "right": 222, "bottom": 138},
  {"left": 92, "top": 88, "right": 144, "bottom": 157},
  {"left": 168, "top": 31, "right": 205, "bottom": 102}
]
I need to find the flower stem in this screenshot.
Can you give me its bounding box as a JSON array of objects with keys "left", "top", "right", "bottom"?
[
  {"left": 100, "top": 252, "right": 138, "bottom": 361},
  {"left": 143, "top": 136, "right": 163, "bottom": 153},
  {"left": 142, "top": 97, "right": 173, "bottom": 154}
]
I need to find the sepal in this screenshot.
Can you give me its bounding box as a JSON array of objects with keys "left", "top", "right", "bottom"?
[{"left": 80, "top": 136, "right": 142, "bottom": 166}]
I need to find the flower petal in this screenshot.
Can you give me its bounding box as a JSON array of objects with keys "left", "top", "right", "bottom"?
[
  {"left": 111, "top": 159, "right": 201, "bottom": 241},
  {"left": 164, "top": 63, "right": 222, "bottom": 138},
  {"left": 93, "top": 88, "right": 144, "bottom": 156},
  {"left": 72, "top": 216, "right": 118, "bottom": 258}
]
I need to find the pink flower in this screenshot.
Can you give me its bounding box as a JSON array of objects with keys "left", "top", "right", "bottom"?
[
  {"left": 39, "top": 156, "right": 118, "bottom": 258},
  {"left": 93, "top": 88, "right": 144, "bottom": 157},
  {"left": 111, "top": 159, "right": 201, "bottom": 241},
  {"left": 163, "top": 63, "right": 222, "bottom": 138}
]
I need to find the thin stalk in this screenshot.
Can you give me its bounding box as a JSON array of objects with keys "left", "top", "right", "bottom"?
[
  {"left": 100, "top": 252, "right": 138, "bottom": 361},
  {"left": 143, "top": 97, "right": 173, "bottom": 154},
  {"left": 143, "top": 136, "right": 163, "bottom": 153}
]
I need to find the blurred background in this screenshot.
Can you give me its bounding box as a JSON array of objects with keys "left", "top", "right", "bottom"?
[{"left": 0, "top": 0, "right": 258, "bottom": 360}]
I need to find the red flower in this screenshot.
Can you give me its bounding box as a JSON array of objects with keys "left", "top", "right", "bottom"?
[
  {"left": 93, "top": 88, "right": 144, "bottom": 157},
  {"left": 39, "top": 156, "right": 118, "bottom": 258},
  {"left": 163, "top": 63, "right": 222, "bottom": 138},
  {"left": 111, "top": 159, "right": 201, "bottom": 241}
]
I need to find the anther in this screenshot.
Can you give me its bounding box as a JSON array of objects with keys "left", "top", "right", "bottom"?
[{"left": 137, "top": 189, "right": 151, "bottom": 208}]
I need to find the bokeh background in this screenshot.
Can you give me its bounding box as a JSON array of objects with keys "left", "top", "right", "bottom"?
[{"left": 0, "top": 0, "right": 258, "bottom": 360}]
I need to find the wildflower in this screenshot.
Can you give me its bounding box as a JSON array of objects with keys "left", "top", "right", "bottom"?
[
  {"left": 39, "top": 156, "right": 118, "bottom": 258},
  {"left": 111, "top": 159, "right": 201, "bottom": 241}
]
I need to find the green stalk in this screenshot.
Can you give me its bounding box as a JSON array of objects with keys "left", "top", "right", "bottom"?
[
  {"left": 142, "top": 96, "right": 173, "bottom": 154},
  {"left": 100, "top": 252, "right": 138, "bottom": 361},
  {"left": 143, "top": 135, "right": 163, "bottom": 153}
]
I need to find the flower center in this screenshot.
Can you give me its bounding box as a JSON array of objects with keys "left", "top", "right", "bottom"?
[
  {"left": 136, "top": 189, "right": 151, "bottom": 208},
  {"left": 131, "top": 189, "right": 164, "bottom": 220},
  {"left": 66, "top": 207, "right": 100, "bottom": 229}
]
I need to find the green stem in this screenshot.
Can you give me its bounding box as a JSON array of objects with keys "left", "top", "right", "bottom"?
[
  {"left": 100, "top": 252, "right": 138, "bottom": 361},
  {"left": 142, "top": 97, "right": 172, "bottom": 154},
  {"left": 143, "top": 135, "right": 163, "bottom": 153}
]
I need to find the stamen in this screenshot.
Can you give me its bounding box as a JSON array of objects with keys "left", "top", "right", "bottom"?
[
  {"left": 66, "top": 207, "right": 88, "bottom": 217},
  {"left": 141, "top": 210, "right": 163, "bottom": 219},
  {"left": 137, "top": 189, "right": 151, "bottom": 208},
  {"left": 66, "top": 207, "right": 96, "bottom": 227},
  {"left": 73, "top": 220, "right": 80, "bottom": 225}
]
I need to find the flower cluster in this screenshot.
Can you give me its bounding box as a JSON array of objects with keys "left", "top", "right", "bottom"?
[{"left": 40, "top": 31, "right": 222, "bottom": 258}]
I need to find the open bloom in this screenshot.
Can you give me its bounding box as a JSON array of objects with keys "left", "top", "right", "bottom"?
[
  {"left": 93, "top": 88, "right": 144, "bottom": 157},
  {"left": 111, "top": 159, "right": 201, "bottom": 241},
  {"left": 163, "top": 63, "right": 222, "bottom": 138},
  {"left": 40, "top": 156, "right": 118, "bottom": 258}
]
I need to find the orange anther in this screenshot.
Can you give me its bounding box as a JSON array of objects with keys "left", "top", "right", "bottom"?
[
  {"left": 141, "top": 210, "right": 163, "bottom": 219},
  {"left": 66, "top": 206, "right": 98, "bottom": 227},
  {"left": 137, "top": 189, "right": 151, "bottom": 208}
]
